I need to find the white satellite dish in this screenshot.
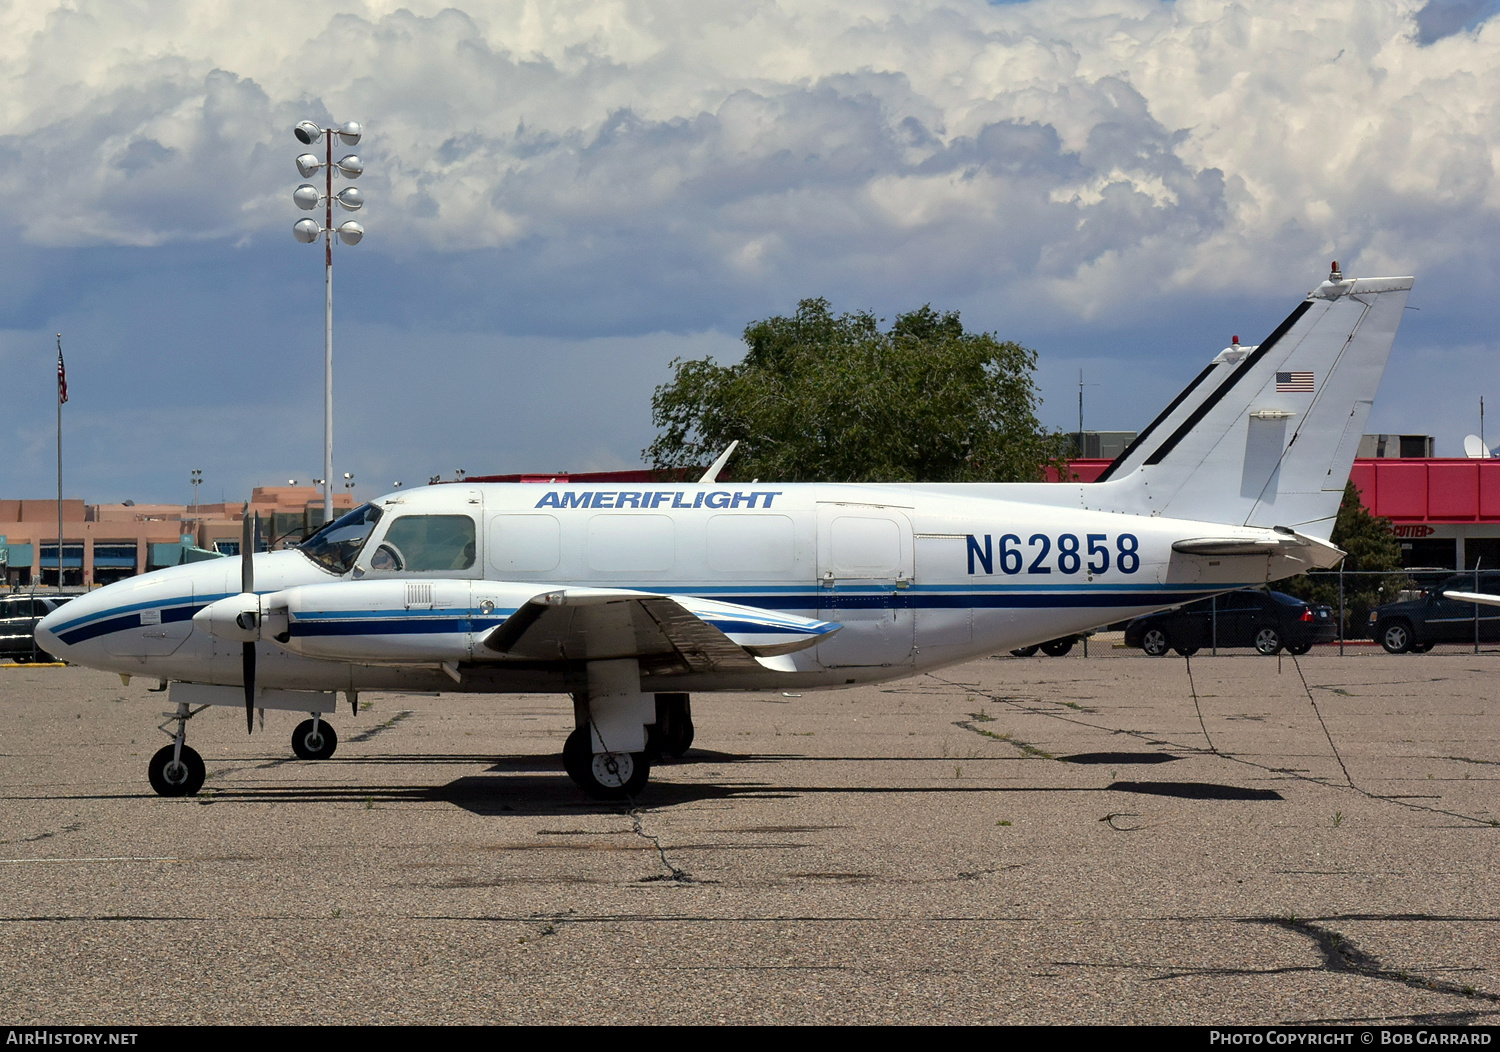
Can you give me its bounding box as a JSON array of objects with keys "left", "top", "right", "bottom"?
[{"left": 1464, "top": 434, "right": 1491, "bottom": 458}]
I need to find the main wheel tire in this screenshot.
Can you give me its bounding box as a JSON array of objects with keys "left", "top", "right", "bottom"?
[
  {"left": 148, "top": 744, "right": 205, "bottom": 797},
  {"left": 650, "top": 693, "right": 694, "bottom": 759},
  {"left": 563, "top": 727, "right": 592, "bottom": 784},
  {"left": 1254, "top": 627, "right": 1283, "bottom": 655},
  {"left": 564, "top": 730, "right": 651, "bottom": 800},
  {"left": 1285, "top": 642, "right": 1312, "bottom": 656},
  {"left": 1010, "top": 645, "right": 1039, "bottom": 657},
  {"left": 1378, "top": 620, "right": 1412, "bottom": 654},
  {"left": 291, "top": 718, "right": 337, "bottom": 760},
  {"left": 1141, "top": 628, "right": 1170, "bottom": 656},
  {"left": 1040, "top": 638, "right": 1075, "bottom": 657}
]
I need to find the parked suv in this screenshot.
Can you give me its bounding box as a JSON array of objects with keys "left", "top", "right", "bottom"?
[
  {"left": 0, "top": 594, "right": 74, "bottom": 662},
  {"left": 1125, "top": 589, "right": 1336, "bottom": 656},
  {"left": 1367, "top": 571, "right": 1500, "bottom": 653}
]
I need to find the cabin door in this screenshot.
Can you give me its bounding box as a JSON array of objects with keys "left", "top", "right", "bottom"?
[{"left": 815, "top": 504, "right": 914, "bottom": 669}]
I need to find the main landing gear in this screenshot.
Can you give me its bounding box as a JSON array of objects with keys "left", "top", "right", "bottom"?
[
  {"left": 148, "top": 698, "right": 342, "bottom": 797},
  {"left": 562, "top": 690, "right": 694, "bottom": 800}
]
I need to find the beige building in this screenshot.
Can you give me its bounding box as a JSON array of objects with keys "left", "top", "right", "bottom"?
[{"left": 1, "top": 487, "right": 355, "bottom": 588}]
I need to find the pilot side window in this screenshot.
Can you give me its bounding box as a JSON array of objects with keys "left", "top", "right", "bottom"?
[{"left": 370, "top": 515, "right": 477, "bottom": 573}]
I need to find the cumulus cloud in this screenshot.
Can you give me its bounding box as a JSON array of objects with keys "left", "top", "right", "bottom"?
[{"left": 1, "top": 0, "right": 1496, "bottom": 323}]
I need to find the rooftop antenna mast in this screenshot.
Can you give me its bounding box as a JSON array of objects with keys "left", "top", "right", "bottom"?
[
  {"left": 55, "top": 334, "right": 67, "bottom": 590},
  {"left": 1077, "top": 370, "right": 1099, "bottom": 454}
]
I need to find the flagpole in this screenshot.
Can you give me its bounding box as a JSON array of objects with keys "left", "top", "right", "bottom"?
[{"left": 55, "top": 334, "right": 64, "bottom": 591}]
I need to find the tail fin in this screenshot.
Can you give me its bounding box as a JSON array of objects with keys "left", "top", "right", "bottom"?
[{"left": 1088, "top": 269, "right": 1412, "bottom": 539}]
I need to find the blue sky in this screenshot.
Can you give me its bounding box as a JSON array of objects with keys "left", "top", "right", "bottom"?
[{"left": 3, "top": 0, "right": 1499, "bottom": 504}]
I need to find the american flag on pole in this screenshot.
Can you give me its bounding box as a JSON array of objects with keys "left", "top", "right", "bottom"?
[
  {"left": 1276, "top": 370, "right": 1314, "bottom": 393},
  {"left": 56, "top": 338, "right": 68, "bottom": 404}
]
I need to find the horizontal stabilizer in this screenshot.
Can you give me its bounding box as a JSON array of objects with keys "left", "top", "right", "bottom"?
[
  {"left": 1442, "top": 590, "right": 1500, "bottom": 609},
  {"left": 1172, "top": 528, "right": 1344, "bottom": 571}
]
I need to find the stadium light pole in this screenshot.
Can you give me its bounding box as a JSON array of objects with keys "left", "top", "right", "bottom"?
[{"left": 292, "top": 119, "right": 365, "bottom": 524}]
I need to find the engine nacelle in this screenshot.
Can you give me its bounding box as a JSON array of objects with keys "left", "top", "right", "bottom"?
[
  {"left": 270, "top": 579, "right": 527, "bottom": 664},
  {"left": 193, "top": 593, "right": 262, "bottom": 643}
]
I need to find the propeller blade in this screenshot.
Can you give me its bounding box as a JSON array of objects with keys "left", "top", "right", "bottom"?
[
  {"left": 240, "top": 507, "right": 258, "bottom": 734},
  {"left": 243, "top": 640, "right": 255, "bottom": 734},
  {"left": 241, "top": 505, "right": 254, "bottom": 594}
]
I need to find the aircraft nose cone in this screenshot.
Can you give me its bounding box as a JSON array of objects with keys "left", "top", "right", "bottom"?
[
  {"left": 34, "top": 602, "right": 71, "bottom": 657},
  {"left": 34, "top": 583, "right": 126, "bottom": 665}
]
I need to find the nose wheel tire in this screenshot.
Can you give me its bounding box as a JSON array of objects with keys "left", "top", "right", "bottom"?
[
  {"left": 1141, "top": 628, "right": 1170, "bottom": 656},
  {"left": 562, "top": 727, "right": 651, "bottom": 800},
  {"left": 1040, "top": 638, "right": 1075, "bottom": 657},
  {"left": 148, "top": 745, "right": 205, "bottom": 797},
  {"left": 1254, "top": 627, "right": 1283, "bottom": 655},
  {"left": 291, "top": 719, "right": 338, "bottom": 760}
]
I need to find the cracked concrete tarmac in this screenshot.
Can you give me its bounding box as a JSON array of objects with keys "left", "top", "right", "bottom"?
[{"left": 1, "top": 642, "right": 1498, "bottom": 1024}]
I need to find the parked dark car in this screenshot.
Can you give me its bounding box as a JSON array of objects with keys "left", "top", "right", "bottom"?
[
  {"left": 1367, "top": 571, "right": 1500, "bottom": 653},
  {"left": 0, "top": 594, "right": 73, "bottom": 662},
  {"left": 1125, "top": 589, "right": 1336, "bottom": 656}
]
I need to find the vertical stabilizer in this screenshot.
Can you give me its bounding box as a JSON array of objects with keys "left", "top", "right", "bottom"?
[{"left": 1088, "top": 270, "right": 1412, "bottom": 539}]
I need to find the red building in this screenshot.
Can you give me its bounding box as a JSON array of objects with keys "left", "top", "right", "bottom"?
[{"left": 1347, "top": 458, "right": 1500, "bottom": 570}]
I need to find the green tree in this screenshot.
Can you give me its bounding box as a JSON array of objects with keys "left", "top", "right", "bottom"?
[
  {"left": 1280, "top": 480, "right": 1405, "bottom": 636},
  {"left": 646, "top": 298, "right": 1069, "bottom": 482}
]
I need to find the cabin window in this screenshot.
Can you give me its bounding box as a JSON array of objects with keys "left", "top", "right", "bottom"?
[
  {"left": 373, "top": 515, "right": 476, "bottom": 572},
  {"left": 488, "top": 515, "right": 561, "bottom": 572},
  {"left": 706, "top": 514, "right": 795, "bottom": 572},
  {"left": 587, "top": 515, "right": 674, "bottom": 572},
  {"left": 300, "top": 502, "right": 383, "bottom": 574}
]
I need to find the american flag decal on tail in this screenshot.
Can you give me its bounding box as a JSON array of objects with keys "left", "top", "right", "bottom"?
[{"left": 1276, "top": 370, "right": 1314, "bottom": 393}]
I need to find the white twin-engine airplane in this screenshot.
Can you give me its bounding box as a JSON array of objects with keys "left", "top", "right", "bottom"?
[{"left": 39, "top": 266, "right": 1412, "bottom": 800}]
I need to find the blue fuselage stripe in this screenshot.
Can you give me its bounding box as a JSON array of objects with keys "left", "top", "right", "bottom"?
[{"left": 51, "top": 584, "right": 1258, "bottom": 644}]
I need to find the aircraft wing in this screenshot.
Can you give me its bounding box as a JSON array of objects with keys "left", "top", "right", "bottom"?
[
  {"left": 1442, "top": 590, "right": 1500, "bottom": 608},
  {"left": 481, "top": 588, "right": 840, "bottom": 672}
]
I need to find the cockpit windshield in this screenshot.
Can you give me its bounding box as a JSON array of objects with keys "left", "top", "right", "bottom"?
[{"left": 299, "top": 503, "right": 383, "bottom": 574}]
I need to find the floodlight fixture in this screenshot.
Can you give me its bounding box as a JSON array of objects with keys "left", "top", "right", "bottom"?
[{"left": 290, "top": 118, "right": 367, "bottom": 521}]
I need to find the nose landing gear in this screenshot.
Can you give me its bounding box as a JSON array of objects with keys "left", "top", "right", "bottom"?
[
  {"left": 291, "top": 716, "right": 338, "bottom": 760},
  {"left": 149, "top": 701, "right": 208, "bottom": 797}
]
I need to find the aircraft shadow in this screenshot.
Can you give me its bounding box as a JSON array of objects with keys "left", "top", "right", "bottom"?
[{"left": 15, "top": 750, "right": 1281, "bottom": 812}]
